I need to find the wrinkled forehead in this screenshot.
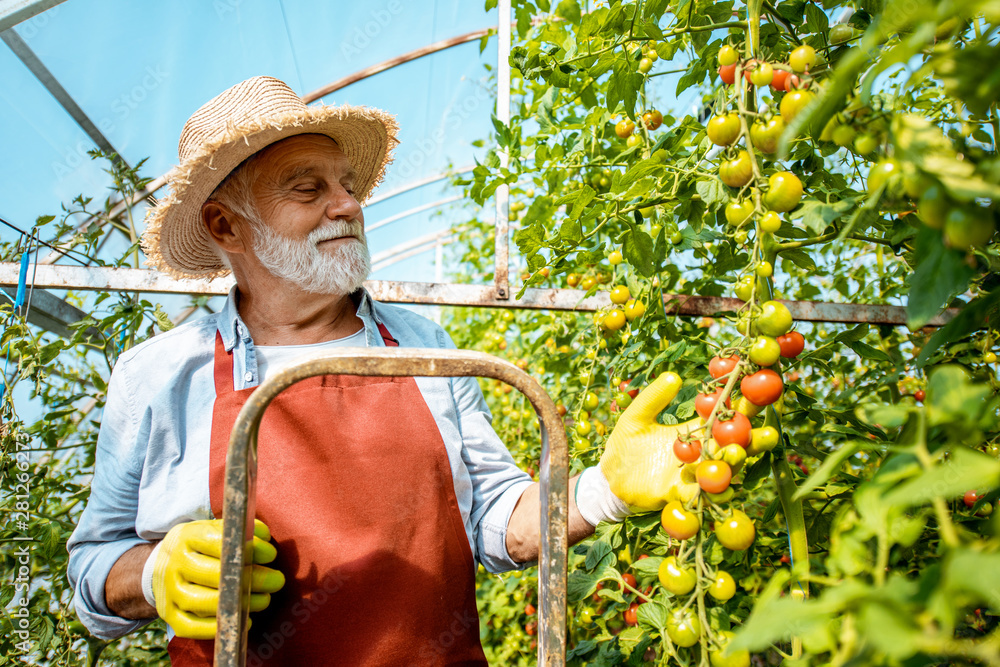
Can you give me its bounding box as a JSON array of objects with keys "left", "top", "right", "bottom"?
[{"left": 252, "top": 134, "right": 358, "bottom": 184}]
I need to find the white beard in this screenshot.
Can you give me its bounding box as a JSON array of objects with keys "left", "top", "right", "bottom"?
[{"left": 249, "top": 217, "right": 371, "bottom": 295}]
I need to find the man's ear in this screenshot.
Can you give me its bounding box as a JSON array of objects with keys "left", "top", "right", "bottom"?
[{"left": 202, "top": 200, "right": 250, "bottom": 255}]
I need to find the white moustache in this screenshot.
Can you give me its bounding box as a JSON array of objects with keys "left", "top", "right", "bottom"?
[{"left": 310, "top": 221, "right": 365, "bottom": 244}]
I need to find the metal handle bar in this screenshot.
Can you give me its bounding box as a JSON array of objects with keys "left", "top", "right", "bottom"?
[{"left": 214, "top": 347, "right": 568, "bottom": 667}]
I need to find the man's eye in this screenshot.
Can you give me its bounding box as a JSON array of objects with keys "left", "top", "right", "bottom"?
[{"left": 295, "top": 187, "right": 317, "bottom": 194}]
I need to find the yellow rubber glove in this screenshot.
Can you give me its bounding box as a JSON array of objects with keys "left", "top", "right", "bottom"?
[
  {"left": 152, "top": 519, "right": 285, "bottom": 640},
  {"left": 599, "top": 372, "right": 702, "bottom": 511}
]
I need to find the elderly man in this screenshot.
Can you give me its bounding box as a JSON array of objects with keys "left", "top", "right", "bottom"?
[{"left": 67, "top": 76, "right": 691, "bottom": 666}]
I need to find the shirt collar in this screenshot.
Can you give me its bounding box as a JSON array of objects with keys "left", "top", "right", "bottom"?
[{"left": 217, "top": 285, "right": 382, "bottom": 352}]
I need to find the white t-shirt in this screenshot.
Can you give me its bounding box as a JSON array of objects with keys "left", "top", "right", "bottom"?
[{"left": 254, "top": 328, "right": 367, "bottom": 380}]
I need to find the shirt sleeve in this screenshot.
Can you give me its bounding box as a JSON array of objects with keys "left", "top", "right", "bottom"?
[
  {"left": 441, "top": 330, "right": 534, "bottom": 574},
  {"left": 66, "top": 360, "right": 154, "bottom": 639}
]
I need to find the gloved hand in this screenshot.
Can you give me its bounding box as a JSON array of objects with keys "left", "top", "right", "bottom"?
[
  {"left": 576, "top": 372, "right": 701, "bottom": 525},
  {"left": 600, "top": 371, "right": 701, "bottom": 511},
  {"left": 148, "top": 519, "right": 285, "bottom": 639}
]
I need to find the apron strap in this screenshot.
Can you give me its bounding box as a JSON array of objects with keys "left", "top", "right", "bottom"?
[{"left": 378, "top": 322, "right": 399, "bottom": 347}]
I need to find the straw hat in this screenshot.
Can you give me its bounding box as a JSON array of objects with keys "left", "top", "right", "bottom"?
[{"left": 141, "top": 76, "right": 399, "bottom": 278}]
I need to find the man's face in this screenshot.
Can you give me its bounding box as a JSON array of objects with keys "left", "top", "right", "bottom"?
[{"left": 242, "top": 134, "right": 370, "bottom": 295}]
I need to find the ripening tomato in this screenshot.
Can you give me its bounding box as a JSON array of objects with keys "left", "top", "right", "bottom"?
[
  {"left": 749, "top": 335, "right": 782, "bottom": 366},
  {"left": 709, "top": 355, "right": 740, "bottom": 379},
  {"left": 725, "top": 199, "right": 755, "bottom": 226},
  {"left": 757, "top": 300, "right": 794, "bottom": 336},
  {"left": 580, "top": 276, "right": 597, "bottom": 291},
  {"left": 779, "top": 89, "right": 815, "bottom": 122},
  {"left": 716, "top": 509, "right": 756, "bottom": 550},
  {"left": 708, "top": 570, "right": 737, "bottom": 601},
  {"left": 789, "top": 44, "right": 817, "bottom": 72},
  {"left": 619, "top": 380, "right": 639, "bottom": 398},
  {"left": 623, "top": 602, "right": 639, "bottom": 626},
  {"left": 658, "top": 556, "right": 696, "bottom": 595},
  {"left": 673, "top": 438, "right": 702, "bottom": 463},
  {"left": 759, "top": 211, "right": 782, "bottom": 233},
  {"left": 696, "top": 389, "right": 732, "bottom": 419},
  {"left": 621, "top": 572, "right": 637, "bottom": 590},
  {"left": 722, "top": 443, "right": 747, "bottom": 468},
  {"left": 712, "top": 413, "right": 752, "bottom": 448},
  {"left": 666, "top": 609, "right": 702, "bottom": 647},
  {"left": 750, "top": 116, "right": 785, "bottom": 154},
  {"left": 741, "top": 369, "right": 784, "bottom": 406},
  {"left": 661, "top": 500, "right": 700, "bottom": 540},
  {"left": 770, "top": 68, "right": 790, "bottom": 91},
  {"left": 747, "top": 427, "right": 779, "bottom": 456},
  {"left": 718, "top": 63, "right": 737, "bottom": 85},
  {"left": 697, "top": 459, "right": 733, "bottom": 493},
  {"left": 718, "top": 45, "right": 739, "bottom": 66},
  {"left": 707, "top": 114, "right": 742, "bottom": 146},
  {"left": 764, "top": 171, "right": 804, "bottom": 212},
  {"left": 615, "top": 119, "right": 636, "bottom": 139},
  {"left": 608, "top": 250, "right": 623, "bottom": 265},
  {"left": 642, "top": 109, "right": 663, "bottom": 131},
  {"left": 720, "top": 151, "right": 753, "bottom": 188},
  {"left": 610, "top": 285, "right": 631, "bottom": 305},
  {"left": 525, "top": 603, "right": 536, "bottom": 616},
  {"left": 777, "top": 330, "right": 805, "bottom": 357}
]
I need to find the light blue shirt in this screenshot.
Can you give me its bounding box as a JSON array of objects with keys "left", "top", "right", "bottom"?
[{"left": 67, "top": 287, "right": 533, "bottom": 640}]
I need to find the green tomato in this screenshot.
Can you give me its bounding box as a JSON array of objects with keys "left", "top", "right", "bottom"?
[
  {"left": 725, "top": 199, "right": 755, "bottom": 226},
  {"left": 918, "top": 184, "right": 951, "bottom": 230},
  {"left": 710, "top": 630, "right": 751, "bottom": 667},
  {"left": 706, "top": 487, "right": 735, "bottom": 504},
  {"left": 747, "top": 425, "right": 780, "bottom": 455},
  {"left": 763, "top": 171, "right": 803, "bottom": 213},
  {"left": 830, "top": 23, "right": 855, "bottom": 43},
  {"left": 749, "top": 335, "right": 782, "bottom": 366},
  {"left": 756, "top": 261, "right": 773, "bottom": 278},
  {"left": 666, "top": 609, "right": 702, "bottom": 647},
  {"left": 944, "top": 206, "right": 996, "bottom": 249},
  {"left": 721, "top": 443, "right": 747, "bottom": 469},
  {"left": 789, "top": 44, "right": 816, "bottom": 72},
  {"left": 708, "top": 570, "right": 737, "bottom": 601},
  {"left": 831, "top": 124, "right": 856, "bottom": 148},
  {"left": 657, "top": 556, "right": 696, "bottom": 595},
  {"left": 734, "top": 276, "right": 755, "bottom": 301},
  {"left": 757, "top": 300, "right": 793, "bottom": 336},
  {"left": 716, "top": 509, "right": 756, "bottom": 551},
  {"left": 584, "top": 391, "right": 600, "bottom": 411},
  {"left": 867, "top": 158, "right": 901, "bottom": 195},
  {"left": 759, "top": 211, "right": 782, "bottom": 233},
  {"left": 854, "top": 133, "right": 879, "bottom": 156},
  {"left": 718, "top": 45, "right": 739, "bottom": 66}
]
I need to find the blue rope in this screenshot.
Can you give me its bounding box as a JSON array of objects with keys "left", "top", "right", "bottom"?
[{"left": 1, "top": 248, "right": 30, "bottom": 400}]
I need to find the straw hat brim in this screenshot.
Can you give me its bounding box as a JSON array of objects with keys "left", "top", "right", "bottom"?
[{"left": 142, "top": 104, "right": 398, "bottom": 279}]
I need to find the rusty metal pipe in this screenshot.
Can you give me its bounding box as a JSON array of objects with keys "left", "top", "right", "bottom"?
[{"left": 214, "top": 347, "right": 568, "bottom": 667}]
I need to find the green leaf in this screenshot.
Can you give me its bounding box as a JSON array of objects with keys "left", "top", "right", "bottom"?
[
  {"left": 945, "top": 549, "right": 1000, "bottom": 611},
  {"left": 631, "top": 555, "right": 663, "bottom": 578},
  {"left": 856, "top": 402, "right": 912, "bottom": 428},
  {"left": 555, "top": 0, "right": 582, "bottom": 23},
  {"left": 858, "top": 601, "right": 923, "bottom": 658},
  {"left": 925, "top": 364, "right": 993, "bottom": 426},
  {"left": 622, "top": 228, "right": 655, "bottom": 277},
  {"left": 585, "top": 540, "right": 616, "bottom": 571},
  {"left": 742, "top": 451, "right": 772, "bottom": 491},
  {"left": 795, "top": 198, "right": 857, "bottom": 235},
  {"left": 917, "top": 286, "right": 1000, "bottom": 367},
  {"left": 847, "top": 341, "right": 891, "bottom": 362},
  {"left": 885, "top": 447, "right": 1000, "bottom": 508},
  {"left": 636, "top": 600, "right": 669, "bottom": 635},
  {"left": 906, "top": 226, "right": 973, "bottom": 330},
  {"left": 568, "top": 564, "right": 618, "bottom": 602},
  {"left": 695, "top": 179, "right": 728, "bottom": 209}
]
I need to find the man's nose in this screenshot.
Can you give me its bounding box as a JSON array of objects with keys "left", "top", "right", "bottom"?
[{"left": 325, "top": 185, "right": 363, "bottom": 222}]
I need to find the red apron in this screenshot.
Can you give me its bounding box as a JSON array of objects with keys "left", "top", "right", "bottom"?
[{"left": 167, "top": 324, "right": 487, "bottom": 666}]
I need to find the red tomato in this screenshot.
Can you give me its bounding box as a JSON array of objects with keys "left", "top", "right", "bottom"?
[
  {"left": 964, "top": 490, "right": 980, "bottom": 508},
  {"left": 673, "top": 438, "right": 702, "bottom": 464},
  {"left": 624, "top": 602, "right": 639, "bottom": 626},
  {"left": 695, "top": 389, "right": 731, "bottom": 419},
  {"left": 770, "top": 68, "right": 790, "bottom": 91},
  {"left": 776, "top": 331, "right": 805, "bottom": 358},
  {"left": 718, "top": 63, "right": 737, "bottom": 85},
  {"left": 709, "top": 355, "right": 740, "bottom": 379},
  {"left": 915, "top": 389, "right": 926, "bottom": 403},
  {"left": 697, "top": 460, "right": 733, "bottom": 493},
  {"left": 712, "top": 413, "right": 752, "bottom": 448},
  {"left": 618, "top": 380, "right": 639, "bottom": 399},
  {"left": 741, "top": 369, "right": 784, "bottom": 406},
  {"left": 525, "top": 603, "right": 536, "bottom": 616}
]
